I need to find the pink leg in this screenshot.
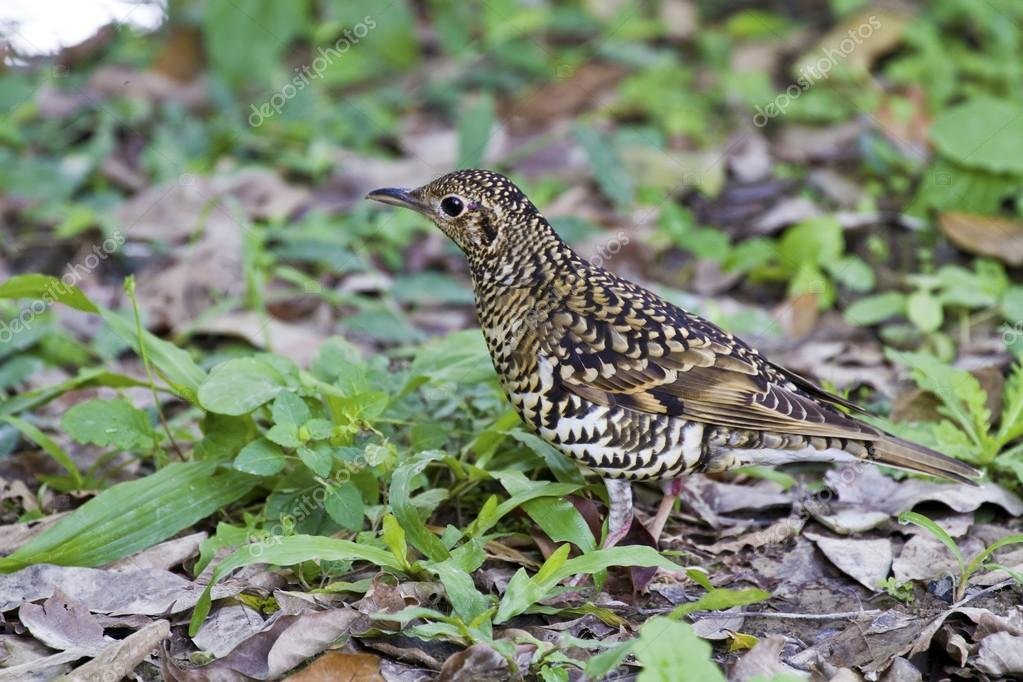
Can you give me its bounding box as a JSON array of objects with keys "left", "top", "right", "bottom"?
[{"left": 645, "top": 478, "right": 683, "bottom": 542}]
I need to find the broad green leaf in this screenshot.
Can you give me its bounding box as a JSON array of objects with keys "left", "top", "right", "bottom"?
[
  {"left": 98, "top": 309, "right": 206, "bottom": 402},
  {"left": 381, "top": 513, "right": 410, "bottom": 570},
  {"left": 495, "top": 545, "right": 679, "bottom": 623},
  {"left": 198, "top": 357, "right": 287, "bottom": 415},
  {"left": 844, "top": 292, "right": 906, "bottom": 326},
  {"left": 575, "top": 124, "right": 633, "bottom": 209},
  {"left": 234, "top": 438, "right": 286, "bottom": 476},
  {"left": 779, "top": 216, "right": 843, "bottom": 268},
  {"left": 906, "top": 291, "right": 943, "bottom": 333},
  {"left": 298, "top": 444, "right": 333, "bottom": 477},
  {"left": 272, "top": 391, "right": 310, "bottom": 429},
  {"left": 3, "top": 416, "right": 83, "bottom": 487},
  {"left": 0, "top": 274, "right": 98, "bottom": 313},
  {"left": 0, "top": 275, "right": 204, "bottom": 402},
  {"left": 190, "top": 534, "right": 402, "bottom": 635},
  {"left": 390, "top": 453, "right": 451, "bottom": 562},
  {"left": 61, "top": 398, "right": 156, "bottom": 451},
  {"left": 930, "top": 98, "right": 1023, "bottom": 174},
  {"left": 428, "top": 554, "right": 491, "bottom": 626},
  {"left": 324, "top": 481, "right": 364, "bottom": 531},
  {"left": 0, "top": 461, "right": 254, "bottom": 572},
  {"left": 635, "top": 617, "right": 726, "bottom": 682},
  {"left": 203, "top": 0, "right": 309, "bottom": 89}
]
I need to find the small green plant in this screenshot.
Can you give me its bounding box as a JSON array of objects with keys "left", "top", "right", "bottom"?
[
  {"left": 884, "top": 351, "right": 1023, "bottom": 484},
  {"left": 899, "top": 511, "right": 1023, "bottom": 601},
  {"left": 846, "top": 260, "right": 1023, "bottom": 356},
  {"left": 879, "top": 577, "right": 916, "bottom": 604}
]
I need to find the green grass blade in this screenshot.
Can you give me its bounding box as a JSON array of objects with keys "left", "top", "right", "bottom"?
[
  {"left": 0, "top": 461, "right": 255, "bottom": 571},
  {"left": 2, "top": 415, "right": 83, "bottom": 487},
  {"left": 899, "top": 511, "right": 965, "bottom": 573},
  {"left": 963, "top": 533, "right": 1023, "bottom": 584}
]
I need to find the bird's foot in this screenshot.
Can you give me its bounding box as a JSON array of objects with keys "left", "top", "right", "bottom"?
[{"left": 644, "top": 478, "right": 683, "bottom": 543}]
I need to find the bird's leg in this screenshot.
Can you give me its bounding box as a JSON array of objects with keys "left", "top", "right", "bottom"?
[
  {"left": 602, "top": 478, "right": 634, "bottom": 549},
  {"left": 645, "top": 478, "right": 683, "bottom": 542}
]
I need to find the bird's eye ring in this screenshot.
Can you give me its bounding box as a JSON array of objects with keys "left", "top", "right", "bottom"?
[{"left": 440, "top": 195, "right": 465, "bottom": 218}]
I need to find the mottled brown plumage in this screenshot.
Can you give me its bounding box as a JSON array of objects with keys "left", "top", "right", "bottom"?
[{"left": 368, "top": 169, "right": 980, "bottom": 546}]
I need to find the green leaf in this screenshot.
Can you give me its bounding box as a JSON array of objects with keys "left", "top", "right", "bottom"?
[
  {"left": 0, "top": 275, "right": 205, "bottom": 402},
  {"left": 298, "top": 444, "right": 334, "bottom": 477},
  {"left": 457, "top": 93, "right": 495, "bottom": 169},
  {"left": 0, "top": 369, "right": 150, "bottom": 419},
  {"left": 963, "top": 534, "right": 1023, "bottom": 584},
  {"left": 381, "top": 513, "right": 410, "bottom": 570},
  {"left": 61, "top": 398, "right": 156, "bottom": 451},
  {"left": 271, "top": 391, "right": 310, "bottom": 430},
  {"left": 899, "top": 511, "right": 965, "bottom": 574},
  {"left": 0, "top": 274, "right": 98, "bottom": 313},
  {"left": 844, "top": 292, "right": 906, "bottom": 326},
  {"left": 190, "top": 534, "right": 403, "bottom": 636},
  {"left": 906, "top": 291, "right": 944, "bottom": 333},
  {"left": 670, "top": 586, "right": 771, "bottom": 618},
  {"left": 575, "top": 124, "right": 633, "bottom": 209},
  {"left": 930, "top": 98, "right": 1023, "bottom": 174},
  {"left": 99, "top": 309, "right": 206, "bottom": 402},
  {"left": 234, "top": 438, "right": 286, "bottom": 476},
  {"left": 390, "top": 453, "right": 451, "bottom": 562},
  {"left": 495, "top": 545, "right": 679, "bottom": 623},
  {"left": 826, "top": 255, "right": 875, "bottom": 293},
  {"left": 324, "top": 481, "right": 364, "bottom": 531},
  {"left": 3, "top": 416, "right": 83, "bottom": 487},
  {"left": 0, "top": 461, "right": 254, "bottom": 572},
  {"left": 198, "top": 357, "right": 287, "bottom": 415},
  {"left": 779, "top": 216, "right": 843, "bottom": 269},
  {"left": 203, "top": 0, "right": 309, "bottom": 90},
  {"left": 635, "top": 617, "right": 726, "bottom": 682},
  {"left": 996, "top": 361, "right": 1023, "bottom": 447}
]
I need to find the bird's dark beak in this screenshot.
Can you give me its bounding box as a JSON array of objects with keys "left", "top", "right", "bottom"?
[{"left": 365, "top": 187, "right": 425, "bottom": 212}]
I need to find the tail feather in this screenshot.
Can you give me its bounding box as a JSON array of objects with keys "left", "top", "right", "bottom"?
[{"left": 868, "top": 436, "right": 980, "bottom": 485}]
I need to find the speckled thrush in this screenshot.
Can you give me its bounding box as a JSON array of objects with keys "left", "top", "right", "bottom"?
[{"left": 368, "top": 170, "right": 979, "bottom": 548}]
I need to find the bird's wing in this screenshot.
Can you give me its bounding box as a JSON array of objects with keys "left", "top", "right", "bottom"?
[{"left": 538, "top": 273, "right": 879, "bottom": 442}]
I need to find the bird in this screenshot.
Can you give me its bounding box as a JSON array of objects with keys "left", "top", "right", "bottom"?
[{"left": 367, "top": 169, "right": 980, "bottom": 548}]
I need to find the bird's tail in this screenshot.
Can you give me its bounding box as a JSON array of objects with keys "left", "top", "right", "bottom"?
[{"left": 868, "top": 435, "right": 980, "bottom": 485}]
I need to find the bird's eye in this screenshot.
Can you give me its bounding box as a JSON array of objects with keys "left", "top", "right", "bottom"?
[{"left": 440, "top": 196, "right": 465, "bottom": 217}]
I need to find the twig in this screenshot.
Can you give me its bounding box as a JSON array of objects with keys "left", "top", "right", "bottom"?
[
  {"left": 639, "top": 607, "right": 882, "bottom": 621},
  {"left": 952, "top": 578, "right": 1018, "bottom": 609}
]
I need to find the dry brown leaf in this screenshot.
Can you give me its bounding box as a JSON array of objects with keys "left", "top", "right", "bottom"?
[
  {"left": 827, "top": 466, "right": 1023, "bottom": 517},
  {"left": 0, "top": 564, "right": 240, "bottom": 615},
  {"left": 731, "top": 635, "right": 809, "bottom": 681},
  {"left": 939, "top": 212, "right": 1023, "bottom": 265},
  {"left": 974, "top": 632, "right": 1023, "bottom": 677},
  {"left": 18, "top": 590, "right": 107, "bottom": 655},
  {"left": 191, "top": 312, "right": 326, "bottom": 366},
  {"left": 192, "top": 605, "right": 265, "bottom": 658},
  {"left": 285, "top": 651, "right": 384, "bottom": 682},
  {"left": 806, "top": 533, "right": 892, "bottom": 591},
  {"left": 108, "top": 531, "right": 206, "bottom": 572}
]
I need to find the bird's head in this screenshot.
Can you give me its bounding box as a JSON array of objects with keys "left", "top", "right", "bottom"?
[{"left": 367, "top": 169, "right": 564, "bottom": 282}]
